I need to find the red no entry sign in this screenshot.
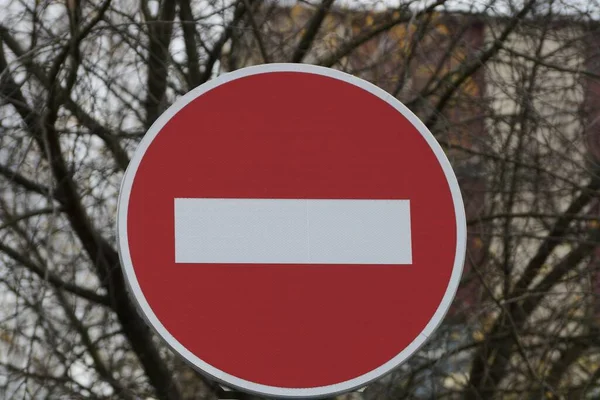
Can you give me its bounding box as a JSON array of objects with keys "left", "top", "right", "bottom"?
[{"left": 117, "top": 64, "right": 466, "bottom": 398}]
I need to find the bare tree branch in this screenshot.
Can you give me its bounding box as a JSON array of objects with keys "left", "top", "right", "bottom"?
[
  {"left": 290, "top": 0, "right": 335, "bottom": 63},
  {"left": 178, "top": 0, "right": 203, "bottom": 88},
  {"left": 144, "top": 0, "right": 176, "bottom": 128}
]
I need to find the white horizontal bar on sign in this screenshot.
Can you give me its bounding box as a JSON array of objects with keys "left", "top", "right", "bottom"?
[{"left": 174, "top": 198, "right": 412, "bottom": 265}]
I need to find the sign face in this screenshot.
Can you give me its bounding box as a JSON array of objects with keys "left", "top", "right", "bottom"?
[{"left": 117, "top": 64, "right": 466, "bottom": 398}]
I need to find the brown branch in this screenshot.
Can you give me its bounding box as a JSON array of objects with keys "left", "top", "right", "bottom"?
[
  {"left": 502, "top": 44, "right": 600, "bottom": 81},
  {"left": 466, "top": 225, "right": 600, "bottom": 399},
  {"left": 424, "top": 0, "right": 538, "bottom": 128},
  {"left": 243, "top": 0, "right": 270, "bottom": 63},
  {"left": 391, "top": 10, "right": 436, "bottom": 97},
  {"left": 290, "top": 0, "right": 335, "bottom": 63},
  {"left": 502, "top": 17, "right": 549, "bottom": 298},
  {"left": 467, "top": 212, "right": 600, "bottom": 225},
  {"left": 316, "top": 0, "right": 446, "bottom": 68},
  {"left": 514, "top": 173, "right": 600, "bottom": 296},
  {"left": 0, "top": 207, "right": 61, "bottom": 230},
  {"left": 178, "top": 0, "right": 202, "bottom": 88},
  {"left": 199, "top": 0, "right": 249, "bottom": 84},
  {"left": 46, "top": 0, "right": 111, "bottom": 108},
  {"left": 144, "top": 0, "right": 176, "bottom": 128},
  {"left": 53, "top": 288, "right": 136, "bottom": 400},
  {"left": 543, "top": 342, "right": 590, "bottom": 396},
  {"left": 409, "top": 14, "right": 484, "bottom": 105},
  {"left": 0, "top": 240, "right": 110, "bottom": 307},
  {"left": 0, "top": 24, "right": 130, "bottom": 171},
  {"left": 577, "top": 361, "right": 600, "bottom": 398},
  {"left": 0, "top": 164, "right": 64, "bottom": 203}
]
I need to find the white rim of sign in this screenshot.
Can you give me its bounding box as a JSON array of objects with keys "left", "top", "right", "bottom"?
[{"left": 116, "top": 63, "right": 467, "bottom": 399}]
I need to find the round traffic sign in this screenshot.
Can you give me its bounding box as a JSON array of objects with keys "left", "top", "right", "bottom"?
[{"left": 117, "top": 64, "right": 466, "bottom": 398}]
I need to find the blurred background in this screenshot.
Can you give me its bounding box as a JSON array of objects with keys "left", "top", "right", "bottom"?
[{"left": 2, "top": 0, "right": 600, "bottom": 398}]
